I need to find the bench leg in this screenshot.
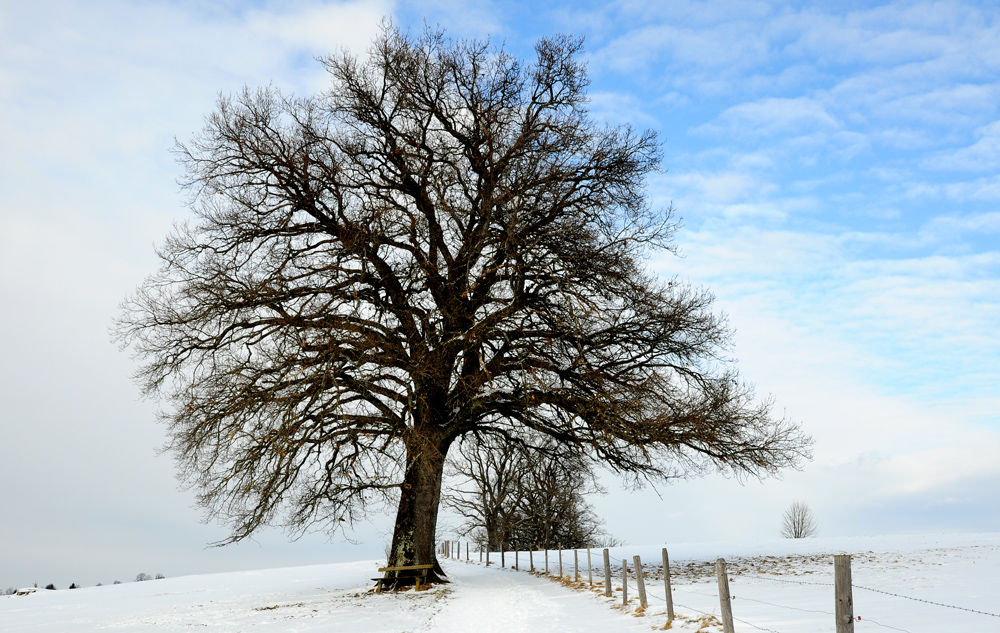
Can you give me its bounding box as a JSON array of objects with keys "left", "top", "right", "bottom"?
[{"left": 375, "top": 578, "right": 383, "bottom": 593}]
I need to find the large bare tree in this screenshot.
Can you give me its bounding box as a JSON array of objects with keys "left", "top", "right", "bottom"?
[{"left": 116, "top": 25, "right": 810, "bottom": 586}]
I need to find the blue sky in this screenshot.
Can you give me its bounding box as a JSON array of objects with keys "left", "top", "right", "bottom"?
[{"left": 1, "top": 0, "right": 998, "bottom": 588}]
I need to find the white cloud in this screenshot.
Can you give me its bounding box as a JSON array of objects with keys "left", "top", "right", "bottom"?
[
  {"left": 697, "top": 97, "right": 838, "bottom": 138},
  {"left": 924, "top": 211, "right": 1000, "bottom": 234},
  {"left": 245, "top": 1, "right": 394, "bottom": 55},
  {"left": 660, "top": 170, "right": 777, "bottom": 205},
  {"left": 0, "top": 0, "right": 392, "bottom": 589},
  {"left": 587, "top": 91, "right": 661, "bottom": 128},
  {"left": 930, "top": 120, "right": 1000, "bottom": 171},
  {"left": 874, "top": 444, "right": 1000, "bottom": 495}
]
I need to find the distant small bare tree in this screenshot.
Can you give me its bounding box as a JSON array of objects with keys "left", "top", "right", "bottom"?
[
  {"left": 780, "top": 500, "right": 818, "bottom": 538},
  {"left": 155, "top": 574, "right": 165, "bottom": 580},
  {"left": 3, "top": 587, "right": 15, "bottom": 595},
  {"left": 135, "top": 573, "right": 152, "bottom": 582}
]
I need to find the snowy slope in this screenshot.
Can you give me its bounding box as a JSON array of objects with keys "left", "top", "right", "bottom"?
[{"left": 3, "top": 533, "right": 998, "bottom": 632}]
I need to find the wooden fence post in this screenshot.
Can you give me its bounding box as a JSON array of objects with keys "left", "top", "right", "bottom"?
[
  {"left": 662, "top": 548, "right": 674, "bottom": 624},
  {"left": 835, "top": 554, "right": 855, "bottom": 633},
  {"left": 545, "top": 549, "right": 549, "bottom": 575},
  {"left": 479, "top": 547, "right": 482, "bottom": 563},
  {"left": 558, "top": 545, "right": 563, "bottom": 578},
  {"left": 574, "top": 550, "right": 579, "bottom": 581},
  {"left": 633, "top": 555, "right": 647, "bottom": 609},
  {"left": 530, "top": 548, "right": 534, "bottom": 572},
  {"left": 501, "top": 544, "right": 506, "bottom": 568},
  {"left": 716, "top": 558, "right": 735, "bottom": 633},
  {"left": 486, "top": 547, "right": 490, "bottom": 566},
  {"left": 622, "top": 558, "right": 629, "bottom": 606},
  {"left": 603, "top": 548, "right": 612, "bottom": 596},
  {"left": 587, "top": 548, "right": 593, "bottom": 586},
  {"left": 514, "top": 547, "right": 519, "bottom": 571},
  {"left": 466, "top": 542, "right": 469, "bottom": 561}
]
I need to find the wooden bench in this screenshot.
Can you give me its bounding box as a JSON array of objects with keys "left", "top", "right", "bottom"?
[{"left": 373, "top": 564, "right": 434, "bottom": 593}]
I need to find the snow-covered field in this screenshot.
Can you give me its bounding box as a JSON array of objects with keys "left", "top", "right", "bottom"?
[{"left": 3, "top": 533, "right": 998, "bottom": 632}]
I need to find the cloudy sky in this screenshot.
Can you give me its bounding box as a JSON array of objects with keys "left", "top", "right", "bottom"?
[{"left": 2, "top": 0, "right": 998, "bottom": 589}]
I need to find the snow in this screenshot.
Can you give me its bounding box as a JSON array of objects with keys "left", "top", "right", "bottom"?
[{"left": 3, "top": 533, "right": 999, "bottom": 632}]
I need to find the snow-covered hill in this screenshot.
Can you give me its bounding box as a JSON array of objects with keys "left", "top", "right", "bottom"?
[{"left": 3, "top": 533, "right": 998, "bottom": 632}]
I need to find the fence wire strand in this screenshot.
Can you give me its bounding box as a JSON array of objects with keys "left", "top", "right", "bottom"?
[
  {"left": 746, "top": 571, "right": 1000, "bottom": 619},
  {"left": 852, "top": 583, "right": 1000, "bottom": 618},
  {"left": 859, "top": 617, "right": 911, "bottom": 633}
]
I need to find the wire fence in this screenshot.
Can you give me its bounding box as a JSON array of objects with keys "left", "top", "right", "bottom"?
[{"left": 442, "top": 541, "right": 999, "bottom": 633}]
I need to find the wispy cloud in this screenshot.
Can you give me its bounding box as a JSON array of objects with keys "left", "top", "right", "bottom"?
[
  {"left": 928, "top": 120, "right": 1000, "bottom": 171},
  {"left": 696, "top": 97, "right": 839, "bottom": 137}
]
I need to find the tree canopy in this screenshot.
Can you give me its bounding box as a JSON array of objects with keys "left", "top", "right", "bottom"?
[{"left": 116, "top": 24, "right": 810, "bottom": 584}]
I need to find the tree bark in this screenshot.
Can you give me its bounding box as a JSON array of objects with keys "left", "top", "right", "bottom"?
[{"left": 385, "top": 431, "right": 450, "bottom": 586}]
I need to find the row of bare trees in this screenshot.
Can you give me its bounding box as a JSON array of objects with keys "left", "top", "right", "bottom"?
[{"left": 444, "top": 434, "right": 616, "bottom": 551}]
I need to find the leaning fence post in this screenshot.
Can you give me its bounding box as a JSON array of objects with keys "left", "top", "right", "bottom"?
[
  {"left": 835, "top": 554, "right": 855, "bottom": 633},
  {"left": 633, "top": 555, "right": 648, "bottom": 609},
  {"left": 603, "top": 548, "right": 612, "bottom": 596},
  {"left": 662, "top": 548, "right": 674, "bottom": 624},
  {"left": 716, "top": 558, "right": 735, "bottom": 633},
  {"left": 587, "top": 548, "right": 593, "bottom": 587},
  {"left": 622, "top": 558, "right": 629, "bottom": 606}
]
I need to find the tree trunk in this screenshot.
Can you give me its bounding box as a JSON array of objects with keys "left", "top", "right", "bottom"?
[{"left": 385, "top": 432, "right": 450, "bottom": 587}]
